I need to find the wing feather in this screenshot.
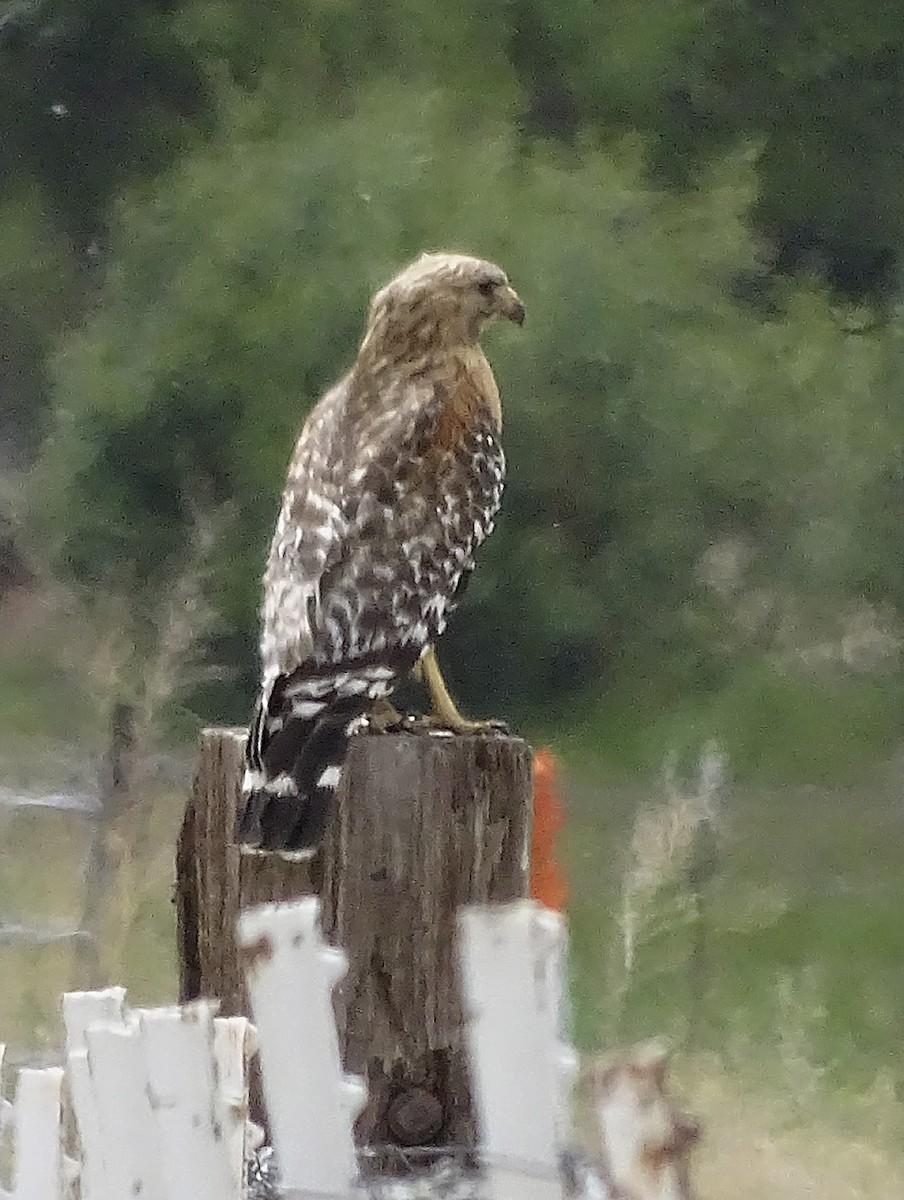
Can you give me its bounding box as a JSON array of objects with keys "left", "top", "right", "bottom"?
[{"left": 259, "top": 371, "right": 444, "bottom": 691}]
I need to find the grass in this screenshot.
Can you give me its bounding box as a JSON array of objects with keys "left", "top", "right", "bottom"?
[
  {"left": 566, "top": 761, "right": 904, "bottom": 1070},
  {"left": 0, "top": 770, "right": 184, "bottom": 1060},
  {"left": 555, "top": 660, "right": 904, "bottom": 786},
  {"left": 562, "top": 740, "right": 904, "bottom": 1194},
  {"left": 686, "top": 1057, "right": 904, "bottom": 1200}
]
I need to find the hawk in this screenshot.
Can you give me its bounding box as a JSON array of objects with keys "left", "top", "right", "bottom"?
[{"left": 238, "top": 252, "right": 525, "bottom": 850}]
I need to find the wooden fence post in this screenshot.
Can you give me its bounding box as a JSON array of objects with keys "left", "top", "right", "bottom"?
[{"left": 176, "top": 726, "right": 533, "bottom": 1149}]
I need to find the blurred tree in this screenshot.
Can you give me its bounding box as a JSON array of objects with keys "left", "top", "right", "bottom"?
[
  {"left": 0, "top": 0, "right": 211, "bottom": 248},
  {"left": 490, "top": 0, "right": 904, "bottom": 300},
  {"left": 0, "top": 0, "right": 213, "bottom": 471},
  {"left": 599, "top": 0, "right": 904, "bottom": 301},
  {"left": 0, "top": 194, "right": 78, "bottom": 463}
]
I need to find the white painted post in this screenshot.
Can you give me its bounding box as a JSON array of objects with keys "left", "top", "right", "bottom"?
[
  {"left": 531, "top": 907, "right": 580, "bottom": 1144},
  {"left": 239, "top": 898, "right": 367, "bottom": 1199},
  {"left": 457, "top": 901, "right": 579, "bottom": 1200},
  {"left": 62, "top": 988, "right": 127, "bottom": 1200},
  {"left": 213, "top": 1015, "right": 259, "bottom": 1197},
  {"left": 84, "top": 1018, "right": 165, "bottom": 1200},
  {"left": 62, "top": 988, "right": 127, "bottom": 1050},
  {"left": 9, "top": 1068, "right": 66, "bottom": 1200},
  {"left": 0, "top": 1044, "right": 11, "bottom": 1200},
  {"left": 140, "top": 1001, "right": 237, "bottom": 1200},
  {"left": 61, "top": 990, "right": 251, "bottom": 1200}
]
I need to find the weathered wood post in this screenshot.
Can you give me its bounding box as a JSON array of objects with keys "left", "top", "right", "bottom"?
[{"left": 176, "top": 725, "right": 533, "bottom": 1148}]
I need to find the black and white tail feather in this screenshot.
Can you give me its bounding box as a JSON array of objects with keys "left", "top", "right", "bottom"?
[{"left": 238, "top": 652, "right": 416, "bottom": 851}]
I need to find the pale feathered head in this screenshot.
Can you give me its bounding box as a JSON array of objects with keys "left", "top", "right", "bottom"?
[{"left": 363, "top": 252, "right": 524, "bottom": 356}]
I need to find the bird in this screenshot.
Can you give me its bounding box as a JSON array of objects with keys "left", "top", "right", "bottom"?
[{"left": 238, "top": 251, "right": 525, "bottom": 851}]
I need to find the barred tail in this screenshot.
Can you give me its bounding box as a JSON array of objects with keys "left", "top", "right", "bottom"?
[{"left": 237, "top": 657, "right": 406, "bottom": 851}]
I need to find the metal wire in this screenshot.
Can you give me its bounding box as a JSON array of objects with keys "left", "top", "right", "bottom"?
[{"left": 247, "top": 1143, "right": 607, "bottom": 1200}]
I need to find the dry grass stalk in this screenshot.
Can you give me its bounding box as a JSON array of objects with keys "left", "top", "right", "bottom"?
[{"left": 620, "top": 742, "right": 725, "bottom": 977}]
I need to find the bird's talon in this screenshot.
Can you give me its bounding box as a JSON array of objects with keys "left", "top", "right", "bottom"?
[
  {"left": 425, "top": 714, "right": 508, "bottom": 736},
  {"left": 367, "top": 696, "right": 417, "bottom": 733}
]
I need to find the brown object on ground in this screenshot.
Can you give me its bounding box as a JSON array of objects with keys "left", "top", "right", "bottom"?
[
  {"left": 587, "top": 1041, "right": 701, "bottom": 1200},
  {"left": 176, "top": 725, "right": 532, "bottom": 1149}
]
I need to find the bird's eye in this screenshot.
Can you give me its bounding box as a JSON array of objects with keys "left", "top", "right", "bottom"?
[{"left": 477, "top": 279, "right": 496, "bottom": 297}]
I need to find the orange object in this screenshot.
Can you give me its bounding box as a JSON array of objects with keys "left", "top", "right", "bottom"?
[{"left": 530, "top": 748, "right": 568, "bottom": 911}]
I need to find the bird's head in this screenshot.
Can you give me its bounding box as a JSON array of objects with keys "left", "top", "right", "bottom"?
[{"left": 364, "top": 252, "right": 525, "bottom": 356}]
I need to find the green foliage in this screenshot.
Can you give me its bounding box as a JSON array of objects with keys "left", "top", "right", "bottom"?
[
  {"left": 0, "top": 193, "right": 77, "bottom": 458},
  {"left": 619, "top": 0, "right": 904, "bottom": 297},
  {"left": 0, "top": 0, "right": 212, "bottom": 243}
]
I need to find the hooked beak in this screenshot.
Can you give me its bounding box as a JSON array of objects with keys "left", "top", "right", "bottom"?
[{"left": 499, "top": 285, "right": 525, "bottom": 326}]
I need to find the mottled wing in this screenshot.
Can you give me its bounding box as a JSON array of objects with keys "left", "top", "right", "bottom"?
[
  {"left": 259, "top": 377, "right": 353, "bottom": 692},
  {"left": 317, "top": 377, "right": 505, "bottom": 664}
]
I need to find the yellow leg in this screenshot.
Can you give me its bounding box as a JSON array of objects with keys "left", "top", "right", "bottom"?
[{"left": 416, "top": 646, "right": 505, "bottom": 733}]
